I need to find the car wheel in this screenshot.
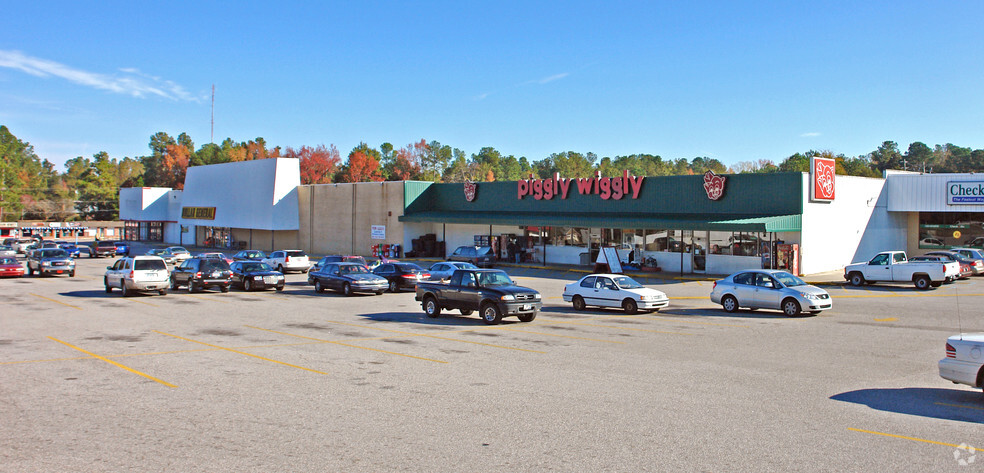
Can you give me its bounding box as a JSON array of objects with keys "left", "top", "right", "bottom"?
[
  {"left": 721, "top": 295, "right": 739, "bottom": 313},
  {"left": 121, "top": 283, "right": 130, "bottom": 297},
  {"left": 481, "top": 303, "right": 502, "bottom": 325},
  {"left": 572, "top": 295, "right": 586, "bottom": 311},
  {"left": 518, "top": 311, "right": 537, "bottom": 322},
  {"left": 389, "top": 280, "right": 398, "bottom": 293},
  {"left": 188, "top": 280, "right": 197, "bottom": 293},
  {"left": 622, "top": 298, "right": 638, "bottom": 315},
  {"left": 159, "top": 289, "right": 167, "bottom": 296},
  {"left": 69, "top": 271, "right": 75, "bottom": 277},
  {"left": 914, "top": 275, "right": 931, "bottom": 290},
  {"left": 220, "top": 285, "right": 229, "bottom": 293},
  {"left": 424, "top": 296, "right": 441, "bottom": 318},
  {"left": 460, "top": 309, "right": 473, "bottom": 315},
  {"left": 342, "top": 283, "right": 352, "bottom": 297},
  {"left": 244, "top": 279, "right": 252, "bottom": 292},
  {"left": 782, "top": 298, "right": 801, "bottom": 316},
  {"left": 314, "top": 280, "right": 324, "bottom": 293},
  {"left": 848, "top": 272, "right": 864, "bottom": 286},
  {"left": 27, "top": 266, "right": 33, "bottom": 276},
  {"left": 171, "top": 277, "right": 179, "bottom": 290},
  {"left": 104, "top": 277, "right": 112, "bottom": 293},
  {"left": 276, "top": 286, "right": 284, "bottom": 292}
]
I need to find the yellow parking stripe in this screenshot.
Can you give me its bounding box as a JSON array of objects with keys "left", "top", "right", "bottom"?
[
  {"left": 873, "top": 317, "right": 897, "bottom": 322},
  {"left": 30, "top": 293, "right": 82, "bottom": 310},
  {"left": 848, "top": 427, "right": 975, "bottom": 451},
  {"left": 616, "top": 314, "right": 747, "bottom": 328},
  {"left": 546, "top": 319, "right": 694, "bottom": 335},
  {"left": 48, "top": 337, "right": 176, "bottom": 388},
  {"left": 837, "top": 293, "right": 984, "bottom": 299},
  {"left": 498, "top": 327, "right": 625, "bottom": 344},
  {"left": 323, "top": 320, "right": 546, "bottom": 354},
  {"left": 935, "top": 402, "right": 984, "bottom": 411},
  {"left": 154, "top": 330, "right": 328, "bottom": 374},
  {"left": 120, "top": 298, "right": 159, "bottom": 307},
  {"left": 244, "top": 325, "right": 447, "bottom": 363}
]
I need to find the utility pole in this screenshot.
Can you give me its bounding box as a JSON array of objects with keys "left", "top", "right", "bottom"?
[{"left": 210, "top": 84, "right": 215, "bottom": 144}]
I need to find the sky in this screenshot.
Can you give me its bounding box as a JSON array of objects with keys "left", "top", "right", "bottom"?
[{"left": 1, "top": 1, "right": 982, "bottom": 170}]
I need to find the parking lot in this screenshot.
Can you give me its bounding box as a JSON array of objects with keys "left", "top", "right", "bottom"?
[{"left": 2, "top": 251, "right": 983, "bottom": 472}]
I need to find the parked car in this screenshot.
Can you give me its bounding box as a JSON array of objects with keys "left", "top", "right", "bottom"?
[
  {"left": 262, "top": 250, "right": 310, "bottom": 273},
  {"left": 104, "top": 256, "right": 170, "bottom": 296},
  {"left": 562, "top": 274, "right": 669, "bottom": 314},
  {"left": 145, "top": 248, "right": 176, "bottom": 264},
  {"left": 163, "top": 246, "right": 192, "bottom": 263},
  {"left": 232, "top": 249, "right": 266, "bottom": 261},
  {"left": 0, "top": 256, "right": 25, "bottom": 278},
  {"left": 710, "top": 269, "right": 831, "bottom": 316},
  {"left": 926, "top": 250, "right": 982, "bottom": 277},
  {"left": 58, "top": 244, "right": 84, "bottom": 258},
  {"left": 26, "top": 248, "right": 75, "bottom": 277},
  {"left": 90, "top": 240, "right": 118, "bottom": 257},
  {"left": 0, "top": 245, "right": 16, "bottom": 257},
  {"left": 373, "top": 262, "right": 430, "bottom": 292},
  {"left": 952, "top": 247, "right": 984, "bottom": 262},
  {"left": 196, "top": 252, "right": 234, "bottom": 264},
  {"left": 170, "top": 257, "right": 233, "bottom": 292},
  {"left": 843, "top": 251, "right": 952, "bottom": 289},
  {"left": 963, "top": 237, "right": 984, "bottom": 248},
  {"left": 415, "top": 268, "right": 541, "bottom": 324},
  {"left": 427, "top": 261, "right": 478, "bottom": 281},
  {"left": 939, "top": 333, "right": 984, "bottom": 394},
  {"left": 230, "top": 261, "right": 285, "bottom": 291},
  {"left": 114, "top": 241, "right": 131, "bottom": 256},
  {"left": 311, "top": 255, "right": 367, "bottom": 273},
  {"left": 12, "top": 238, "right": 36, "bottom": 254},
  {"left": 448, "top": 246, "right": 495, "bottom": 267},
  {"left": 308, "top": 262, "right": 387, "bottom": 296}
]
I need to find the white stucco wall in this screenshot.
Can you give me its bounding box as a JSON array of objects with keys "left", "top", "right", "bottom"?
[
  {"left": 119, "top": 187, "right": 171, "bottom": 221},
  {"left": 799, "top": 174, "right": 905, "bottom": 274},
  {"left": 180, "top": 158, "right": 300, "bottom": 230}
]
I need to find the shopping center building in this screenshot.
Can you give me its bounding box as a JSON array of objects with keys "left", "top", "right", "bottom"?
[{"left": 118, "top": 157, "right": 984, "bottom": 276}]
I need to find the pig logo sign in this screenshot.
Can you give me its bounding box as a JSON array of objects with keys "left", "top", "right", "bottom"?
[
  {"left": 464, "top": 180, "right": 477, "bottom": 202},
  {"left": 811, "top": 157, "right": 836, "bottom": 201},
  {"left": 702, "top": 171, "right": 727, "bottom": 201}
]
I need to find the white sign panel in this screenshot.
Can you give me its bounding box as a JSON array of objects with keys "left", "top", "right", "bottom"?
[
  {"left": 596, "top": 247, "right": 623, "bottom": 274},
  {"left": 371, "top": 225, "right": 386, "bottom": 240},
  {"left": 947, "top": 181, "right": 984, "bottom": 204}
]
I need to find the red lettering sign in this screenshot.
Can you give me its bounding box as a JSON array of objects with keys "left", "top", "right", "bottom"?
[{"left": 518, "top": 171, "right": 644, "bottom": 200}]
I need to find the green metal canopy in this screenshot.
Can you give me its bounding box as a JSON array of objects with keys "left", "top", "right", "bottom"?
[{"left": 399, "top": 211, "right": 801, "bottom": 233}]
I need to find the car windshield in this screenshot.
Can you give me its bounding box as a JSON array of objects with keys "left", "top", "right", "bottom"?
[
  {"left": 772, "top": 272, "right": 806, "bottom": 287},
  {"left": 613, "top": 276, "right": 644, "bottom": 289},
  {"left": 134, "top": 259, "right": 167, "bottom": 271},
  {"left": 339, "top": 264, "right": 369, "bottom": 274},
  {"left": 242, "top": 262, "right": 272, "bottom": 272},
  {"left": 455, "top": 262, "right": 478, "bottom": 269},
  {"left": 170, "top": 247, "right": 189, "bottom": 254},
  {"left": 0, "top": 257, "right": 17, "bottom": 264},
  {"left": 344, "top": 256, "right": 367, "bottom": 265},
  {"left": 40, "top": 249, "right": 68, "bottom": 258},
  {"left": 476, "top": 271, "right": 513, "bottom": 287},
  {"left": 247, "top": 251, "right": 264, "bottom": 257}
]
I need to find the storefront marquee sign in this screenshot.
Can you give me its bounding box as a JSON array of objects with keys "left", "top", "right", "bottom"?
[
  {"left": 464, "top": 180, "right": 477, "bottom": 202},
  {"left": 811, "top": 157, "right": 836, "bottom": 202},
  {"left": 947, "top": 181, "right": 984, "bottom": 204},
  {"left": 517, "top": 170, "right": 645, "bottom": 200},
  {"left": 702, "top": 171, "right": 726, "bottom": 201}
]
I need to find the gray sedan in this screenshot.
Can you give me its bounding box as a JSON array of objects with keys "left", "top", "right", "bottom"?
[
  {"left": 710, "top": 269, "right": 831, "bottom": 316},
  {"left": 427, "top": 261, "right": 478, "bottom": 281}
]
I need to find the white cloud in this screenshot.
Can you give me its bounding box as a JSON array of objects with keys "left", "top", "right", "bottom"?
[
  {"left": 0, "top": 50, "right": 197, "bottom": 101},
  {"left": 537, "top": 72, "right": 569, "bottom": 84},
  {"left": 474, "top": 92, "right": 490, "bottom": 101},
  {"left": 800, "top": 132, "right": 821, "bottom": 138}
]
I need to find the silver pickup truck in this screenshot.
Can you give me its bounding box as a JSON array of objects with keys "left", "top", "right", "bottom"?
[{"left": 844, "top": 251, "right": 954, "bottom": 290}]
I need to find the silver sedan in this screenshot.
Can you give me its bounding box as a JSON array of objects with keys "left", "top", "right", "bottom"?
[
  {"left": 710, "top": 269, "right": 832, "bottom": 316},
  {"left": 427, "top": 261, "right": 478, "bottom": 281}
]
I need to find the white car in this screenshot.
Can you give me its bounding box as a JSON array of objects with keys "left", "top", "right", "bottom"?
[
  {"left": 163, "top": 246, "right": 192, "bottom": 263},
  {"left": 263, "top": 250, "right": 310, "bottom": 273},
  {"left": 104, "top": 256, "right": 170, "bottom": 296},
  {"left": 0, "top": 245, "right": 16, "bottom": 257},
  {"left": 939, "top": 334, "right": 984, "bottom": 394},
  {"left": 562, "top": 273, "right": 669, "bottom": 314},
  {"left": 427, "top": 261, "right": 478, "bottom": 281}
]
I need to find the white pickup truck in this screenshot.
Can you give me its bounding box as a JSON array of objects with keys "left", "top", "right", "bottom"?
[{"left": 844, "top": 251, "right": 954, "bottom": 290}]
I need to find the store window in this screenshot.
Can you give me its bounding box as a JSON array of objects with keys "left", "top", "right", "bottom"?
[
  {"left": 919, "top": 212, "right": 984, "bottom": 249},
  {"left": 549, "top": 227, "right": 589, "bottom": 247},
  {"left": 709, "top": 231, "right": 732, "bottom": 255}
]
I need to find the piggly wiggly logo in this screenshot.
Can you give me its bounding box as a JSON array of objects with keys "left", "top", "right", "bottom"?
[
  {"left": 815, "top": 159, "right": 835, "bottom": 199},
  {"left": 464, "top": 180, "right": 477, "bottom": 202},
  {"left": 703, "top": 171, "right": 726, "bottom": 201}
]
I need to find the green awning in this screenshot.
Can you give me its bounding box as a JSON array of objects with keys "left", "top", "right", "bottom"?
[{"left": 399, "top": 211, "right": 801, "bottom": 233}]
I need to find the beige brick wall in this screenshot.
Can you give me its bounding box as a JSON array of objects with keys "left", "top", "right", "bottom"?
[{"left": 298, "top": 182, "right": 406, "bottom": 257}]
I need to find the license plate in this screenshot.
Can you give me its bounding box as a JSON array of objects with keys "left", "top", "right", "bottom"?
[
  {"left": 522, "top": 304, "right": 532, "bottom": 310},
  {"left": 211, "top": 272, "right": 220, "bottom": 278}
]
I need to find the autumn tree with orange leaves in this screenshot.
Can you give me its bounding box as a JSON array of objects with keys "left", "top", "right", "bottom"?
[
  {"left": 337, "top": 144, "right": 383, "bottom": 183},
  {"left": 389, "top": 139, "right": 426, "bottom": 181},
  {"left": 286, "top": 144, "right": 341, "bottom": 184}
]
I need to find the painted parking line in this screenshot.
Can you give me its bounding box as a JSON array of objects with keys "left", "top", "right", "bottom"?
[
  {"left": 184, "top": 293, "right": 232, "bottom": 304},
  {"left": 120, "top": 297, "right": 160, "bottom": 307},
  {"left": 836, "top": 293, "right": 984, "bottom": 299},
  {"left": 935, "top": 402, "right": 984, "bottom": 411},
  {"left": 848, "top": 427, "right": 976, "bottom": 451},
  {"left": 244, "top": 325, "right": 447, "bottom": 363},
  {"left": 323, "top": 320, "right": 547, "bottom": 354},
  {"left": 498, "top": 327, "right": 625, "bottom": 344},
  {"left": 29, "top": 293, "right": 82, "bottom": 310},
  {"left": 546, "top": 319, "right": 694, "bottom": 335},
  {"left": 873, "top": 317, "right": 898, "bottom": 322},
  {"left": 154, "top": 330, "right": 328, "bottom": 374},
  {"left": 47, "top": 336, "right": 176, "bottom": 388},
  {"left": 613, "top": 314, "right": 748, "bottom": 328}
]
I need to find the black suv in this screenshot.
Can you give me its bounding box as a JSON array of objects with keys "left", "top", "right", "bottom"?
[{"left": 170, "top": 257, "right": 232, "bottom": 292}]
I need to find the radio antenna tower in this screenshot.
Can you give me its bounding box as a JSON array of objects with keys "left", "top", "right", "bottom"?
[{"left": 210, "top": 84, "right": 215, "bottom": 143}]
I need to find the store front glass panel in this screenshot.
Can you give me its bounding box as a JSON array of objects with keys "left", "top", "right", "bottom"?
[{"left": 919, "top": 212, "right": 984, "bottom": 248}]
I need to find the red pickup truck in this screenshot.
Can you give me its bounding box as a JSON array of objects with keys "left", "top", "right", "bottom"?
[{"left": 90, "top": 240, "right": 117, "bottom": 258}]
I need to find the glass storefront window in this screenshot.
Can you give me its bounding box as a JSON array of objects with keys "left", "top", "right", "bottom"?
[
  {"left": 919, "top": 212, "right": 984, "bottom": 248},
  {"left": 709, "top": 231, "right": 732, "bottom": 255}
]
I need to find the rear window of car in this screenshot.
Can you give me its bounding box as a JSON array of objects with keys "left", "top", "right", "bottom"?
[
  {"left": 134, "top": 259, "right": 167, "bottom": 271},
  {"left": 732, "top": 273, "right": 754, "bottom": 285},
  {"left": 287, "top": 250, "right": 307, "bottom": 257},
  {"left": 201, "top": 260, "right": 230, "bottom": 271},
  {"left": 580, "top": 276, "right": 596, "bottom": 288},
  {"left": 396, "top": 263, "right": 423, "bottom": 272}
]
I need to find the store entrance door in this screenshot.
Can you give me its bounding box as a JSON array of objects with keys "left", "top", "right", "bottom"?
[{"left": 692, "top": 231, "right": 707, "bottom": 273}]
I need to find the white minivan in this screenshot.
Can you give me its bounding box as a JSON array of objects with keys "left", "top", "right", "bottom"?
[{"left": 104, "top": 256, "right": 170, "bottom": 296}]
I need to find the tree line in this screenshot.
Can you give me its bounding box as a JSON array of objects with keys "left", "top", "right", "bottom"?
[{"left": 2, "top": 124, "right": 983, "bottom": 221}]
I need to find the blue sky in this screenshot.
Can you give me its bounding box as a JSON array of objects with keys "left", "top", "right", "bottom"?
[{"left": 2, "top": 1, "right": 982, "bottom": 170}]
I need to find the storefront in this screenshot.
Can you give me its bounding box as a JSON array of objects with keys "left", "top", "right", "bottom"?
[{"left": 886, "top": 171, "right": 984, "bottom": 254}]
